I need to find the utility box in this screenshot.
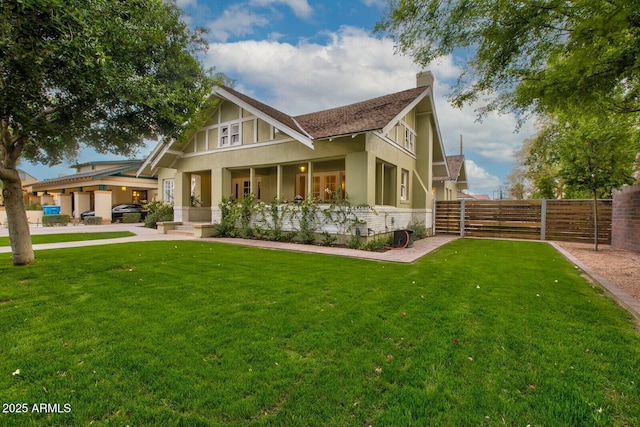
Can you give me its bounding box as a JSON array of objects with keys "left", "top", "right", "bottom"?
[{"left": 42, "top": 205, "right": 61, "bottom": 215}]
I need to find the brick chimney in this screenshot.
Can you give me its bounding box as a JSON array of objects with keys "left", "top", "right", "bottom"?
[{"left": 416, "top": 71, "right": 434, "bottom": 88}]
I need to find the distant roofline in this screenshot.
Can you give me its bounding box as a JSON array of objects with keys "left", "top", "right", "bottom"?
[{"left": 71, "top": 159, "right": 143, "bottom": 169}]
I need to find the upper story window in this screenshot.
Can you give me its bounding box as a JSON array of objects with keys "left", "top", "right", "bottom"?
[
  {"left": 404, "top": 127, "right": 415, "bottom": 152},
  {"left": 220, "top": 122, "right": 240, "bottom": 147}
]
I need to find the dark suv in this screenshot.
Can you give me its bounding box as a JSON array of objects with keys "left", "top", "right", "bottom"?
[
  {"left": 111, "top": 204, "right": 146, "bottom": 222},
  {"left": 80, "top": 204, "right": 146, "bottom": 222}
]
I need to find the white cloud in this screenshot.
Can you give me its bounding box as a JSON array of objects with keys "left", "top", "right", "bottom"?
[
  {"left": 207, "top": 5, "right": 270, "bottom": 42},
  {"left": 249, "top": 0, "right": 313, "bottom": 19},
  {"left": 205, "top": 26, "right": 534, "bottom": 194},
  {"left": 175, "top": 0, "right": 198, "bottom": 7},
  {"left": 362, "top": 0, "right": 388, "bottom": 8},
  {"left": 465, "top": 160, "right": 502, "bottom": 196}
]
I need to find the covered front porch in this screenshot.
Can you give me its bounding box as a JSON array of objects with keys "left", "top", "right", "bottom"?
[{"left": 172, "top": 156, "right": 433, "bottom": 237}]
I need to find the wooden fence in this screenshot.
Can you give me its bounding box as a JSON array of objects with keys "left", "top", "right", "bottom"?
[{"left": 435, "top": 199, "right": 612, "bottom": 243}]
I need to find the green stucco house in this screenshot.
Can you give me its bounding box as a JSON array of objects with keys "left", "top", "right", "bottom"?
[{"left": 138, "top": 71, "right": 467, "bottom": 238}]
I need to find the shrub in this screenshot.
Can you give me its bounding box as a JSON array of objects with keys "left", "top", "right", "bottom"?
[
  {"left": 321, "top": 232, "right": 337, "bottom": 246},
  {"left": 42, "top": 214, "right": 70, "bottom": 227},
  {"left": 143, "top": 200, "right": 173, "bottom": 228},
  {"left": 83, "top": 216, "right": 103, "bottom": 225},
  {"left": 360, "top": 234, "right": 392, "bottom": 251},
  {"left": 407, "top": 221, "right": 429, "bottom": 239},
  {"left": 346, "top": 233, "right": 361, "bottom": 249},
  {"left": 122, "top": 213, "right": 141, "bottom": 223}
]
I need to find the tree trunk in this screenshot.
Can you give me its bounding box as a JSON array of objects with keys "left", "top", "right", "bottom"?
[
  {"left": 1, "top": 171, "right": 35, "bottom": 265},
  {"left": 592, "top": 190, "right": 599, "bottom": 252}
]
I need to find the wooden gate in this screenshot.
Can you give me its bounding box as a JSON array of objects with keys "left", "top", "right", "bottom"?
[{"left": 435, "top": 199, "right": 612, "bottom": 243}]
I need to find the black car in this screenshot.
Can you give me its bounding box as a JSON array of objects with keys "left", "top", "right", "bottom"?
[{"left": 80, "top": 204, "right": 146, "bottom": 222}]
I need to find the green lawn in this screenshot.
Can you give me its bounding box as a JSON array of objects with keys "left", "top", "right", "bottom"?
[
  {"left": 0, "top": 231, "right": 135, "bottom": 246},
  {"left": 1, "top": 239, "right": 638, "bottom": 426}
]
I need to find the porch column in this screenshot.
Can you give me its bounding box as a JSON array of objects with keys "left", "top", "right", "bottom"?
[
  {"left": 346, "top": 151, "right": 374, "bottom": 205},
  {"left": 276, "top": 165, "right": 283, "bottom": 200},
  {"left": 173, "top": 172, "right": 191, "bottom": 222},
  {"left": 306, "top": 162, "right": 313, "bottom": 199},
  {"left": 58, "top": 194, "right": 72, "bottom": 217},
  {"left": 94, "top": 190, "right": 113, "bottom": 224},
  {"left": 250, "top": 168, "right": 256, "bottom": 197},
  {"left": 211, "top": 167, "right": 225, "bottom": 223},
  {"left": 73, "top": 192, "right": 91, "bottom": 219}
]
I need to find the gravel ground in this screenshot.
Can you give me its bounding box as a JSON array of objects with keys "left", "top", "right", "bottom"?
[{"left": 555, "top": 241, "right": 640, "bottom": 301}]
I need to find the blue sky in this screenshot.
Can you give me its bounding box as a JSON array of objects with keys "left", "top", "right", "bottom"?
[{"left": 20, "top": 0, "right": 536, "bottom": 196}]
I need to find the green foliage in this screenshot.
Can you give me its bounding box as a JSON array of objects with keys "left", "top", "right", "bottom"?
[
  {"left": 83, "top": 216, "right": 103, "bottom": 225},
  {"left": 1, "top": 240, "right": 639, "bottom": 425},
  {"left": 407, "top": 221, "right": 428, "bottom": 240},
  {"left": 524, "top": 110, "right": 638, "bottom": 199},
  {"left": 122, "top": 213, "right": 141, "bottom": 224},
  {"left": 42, "top": 214, "right": 69, "bottom": 226},
  {"left": 360, "top": 234, "right": 392, "bottom": 252},
  {"left": 143, "top": 200, "right": 173, "bottom": 229},
  {"left": 296, "top": 198, "right": 319, "bottom": 244},
  {"left": 321, "top": 232, "right": 337, "bottom": 246},
  {"left": 0, "top": 0, "right": 216, "bottom": 167},
  {"left": 190, "top": 194, "right": 202, "bottom": 207},
  {"left": 24, "top": 201, "right": 41, "bottom": 210},
  {"left": 320, "top": 190, "right": 373, "bottom": 237},
  {"left": 238, "top": 193, "right": 255, "bottom": 238},
  {"left": 216, "top": 193, "right": 377, "bottom": 246},
  {"left": 376, "top": 0, "right": 640, "bottom": 119},
  {"left": 346, "top": 233, "right": 361, "bottom": 249},
  {"left": 0, "top": 0, "right": 218, "bottom": 264}
]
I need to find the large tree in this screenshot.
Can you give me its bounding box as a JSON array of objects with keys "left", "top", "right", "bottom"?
[
  {"left": 376, "top": 0, "right": 640, "bottom": 119},
  {"left": 1, "top": 0, "right": 215, "bottom": 265},
  {"left": 524, "top": 109, "right": 638, "bottom": 249}
]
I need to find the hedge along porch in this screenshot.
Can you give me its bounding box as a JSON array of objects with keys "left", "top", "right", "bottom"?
[
  {"left": 139, "top": 72, "right": 467, "bottom": 239},
  {"left": 31, "top": 161, "right": 158, "bottom": 223}
]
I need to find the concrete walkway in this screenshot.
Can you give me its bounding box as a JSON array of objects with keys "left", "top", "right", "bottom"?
[{"left": 0, "top": 224, "right": 458, "bottom": 263}]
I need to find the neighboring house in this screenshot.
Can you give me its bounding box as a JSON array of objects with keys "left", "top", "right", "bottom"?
[
  {"left": 31, "top": 160, "right": 157, "bottom": 221},
  {"left": 138, "top": 71, "right": 467, "bottom": 237},
  {"left": 433, "top": 150, "right": 468, "bottom": 201},
  {"left": 0, "top": 169, "right": 39, "bottom": 206}
]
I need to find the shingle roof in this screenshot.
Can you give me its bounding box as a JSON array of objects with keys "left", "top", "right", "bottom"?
[
  {"left": 446, "top": 155, "right": 465, "bottom": 180},
  {"left": 220, "top": 86, "right": 305, "bottom": 136},
  {"left": 218, "top": 85, "right": 429, "bottom": 140},
  {"left": 294, "top": 87, "right": 429, "bottom": 139}
]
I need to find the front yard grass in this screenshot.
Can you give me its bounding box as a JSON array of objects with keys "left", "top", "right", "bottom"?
[
  {"left": 1, "top": 239, "right": 638, "bottom": 426},
  {"left": 0, "top": 231, "right": 135, "bottom": 246}
]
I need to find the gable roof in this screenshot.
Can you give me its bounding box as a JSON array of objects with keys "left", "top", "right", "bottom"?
[
  {"left": 138, "top": 82, "right": 438, "bottom": 176},
  {"left": 446, "top": 155, "right": 465, "bottom": 181},
  {"left": 294, "top": 86, "right": 430, "bottom": 139},
  {"left": 433, "top": 155, "right": 467, "bottom": 182}
]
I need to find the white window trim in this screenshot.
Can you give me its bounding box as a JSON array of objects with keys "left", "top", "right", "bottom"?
[
  {"left": 401, "top": 121, "right": 416, "bottom": 153},
  {"left": 219, "top": 121, "right": 241, "bottom": 147},
  {"left": 164, "top": 179, "right": 175, "bottom": 204},
  {"left": 400, "top": 169, "right": 409, "bottom": 201}
]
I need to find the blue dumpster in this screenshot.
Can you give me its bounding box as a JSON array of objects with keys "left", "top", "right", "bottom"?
[{"left": 42, "top": 206, "right": 61, "bottom": 215}]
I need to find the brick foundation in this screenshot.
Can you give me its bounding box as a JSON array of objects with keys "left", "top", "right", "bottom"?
[{"left": 612, "top": 184, "right": 640, "bottom": 253}]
